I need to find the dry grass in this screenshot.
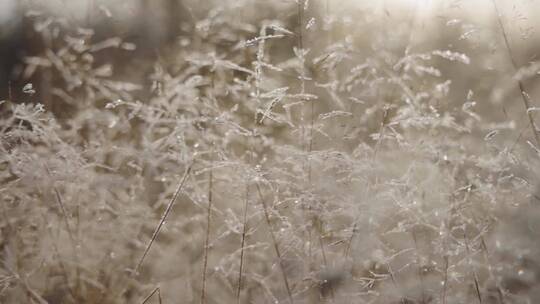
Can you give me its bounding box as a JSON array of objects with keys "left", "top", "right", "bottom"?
[{"left": 1, "top": 1, "right": 540, "bottom": 303}]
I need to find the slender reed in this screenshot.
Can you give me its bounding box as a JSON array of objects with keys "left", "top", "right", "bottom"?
[
  {"left": 491, "top": 0, "right": 540, "bottom": 147},
  {"left": 141, "top": 287, "right": 162, "bottom": 304},
  {"left": 43, "top": 163, "right": 81, "bottom": 295},
  {"left": 441, "top": 255, "right": 449, "bottom": 304},
  {"left": 200, "top": 161, "right": 213, "bottom": 304},
  {"left": 463, "top": 231, "right": 482, "bottom": 303},
  {"left": 236, "top": 182, "right": 250, "bottom": 304},
  {"left": 44, "top": 164, "right": 76, "bottom": 246},
  {"left": 343, "top": 222, "right": 356, "bottom": 259},
  {"left": 411, "top": 231, "right": 426, "bottom": 304},
  {"left": 255, "top": 182, "right": 294, "bottom": 304},
  {"left": 134, "top": 164, "right": 193, "bottom": 274}
]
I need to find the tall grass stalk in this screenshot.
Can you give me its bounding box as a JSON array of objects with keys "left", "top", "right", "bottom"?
[
  {"left": 141, "top": 287, "right": 162, "bottom": 304},
  {"left": 255, "top": 182, "right": 294, "bottom": 304},
  {"left": 200, "top": 159, "right": 213, "bottom": 304},
  {"left": 236, "top": 183, "right": 250, "bottom": 304},
  {"left": 134, "top": 164, "right": 193, "bottom": 275},
  {"left": 43, "top": 163, "right": 81, "bottom": 296},
  {"left": 463, "top": 231, "right": 482, "bottom": 304},
  {"left": 491, "top": 0, "right": 540, "bottom": 147}
]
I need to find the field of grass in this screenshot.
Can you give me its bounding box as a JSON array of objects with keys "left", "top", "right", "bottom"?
[{"left": 1, "top": 1, "right": 540, "bottom": 303}]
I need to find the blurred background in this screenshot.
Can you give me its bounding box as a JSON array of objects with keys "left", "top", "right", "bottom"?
[{"left": 1, "top": 0, "right": 540, "bottom": 123}]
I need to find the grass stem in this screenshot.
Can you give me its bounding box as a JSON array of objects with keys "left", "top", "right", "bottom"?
[
  {"left": 134, "top": 163, "right": 193, "bottom": 275},
  {"left": 255, "top": 182, "right": 294, "bottom": 304},
  {"left": 491, "top": 0, "right": 540, "bottom": 147},
  {"left": 200, "top": 160, "right": 213, "bottom": 304}
]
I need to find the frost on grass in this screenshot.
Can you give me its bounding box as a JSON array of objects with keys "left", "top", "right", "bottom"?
[{"left": 1, "top": 1, "right": 540, "bottom": 304}]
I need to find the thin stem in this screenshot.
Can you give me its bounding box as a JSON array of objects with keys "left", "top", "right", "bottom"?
[
  {"left": 255, "top": 183, "right": 294, "bottom": 304},
  {"left": 441, "top": 255, "right": 449, "bottom": 304},
  {"left": 308, "top": 99, "right": 315, "bottom": 182},
  {"left": 381, "top": 0, "right": 421, "bottom": 138},
  {"left": 44, "top": 164, "right": 76, "bottom": 246},
  {"left": 134, "top": 164, "right": 193, "bottom": 275},
  {"left": 463, "top": 231, "right": 482, "bottom": 304},
  {"left": 43, "top": 163, "right": 80, "bottom": 295},
  {"left": 141, "top": 287, "right": 162, "bottom": 304},
  {"left": 237, "top": 182, "right": 250, "bottom": 304},
  {"left": 45, "top": 217, "right": 77, "bottom": 301},
  {"left": 373, "top": 106, "right": 391, "bottom": 159},
  {"left": 491, "top": 0, "right": 540, "bottom": 147},
  {"left": 200, "top": 161, "right": 213, "bottom": 304},
  {"left": 412, "top": 231, "right": 426, "bottom": 304},
  {"left": 297, "top": 0, "right": 304, "bottom": 51},
  {"left": 317, "top": 227, "right": 334, "bottom": 301},
  {"left": 297, "top": 0, "right": 315, "bottom": 278},
  {"left": 343, "top": 222, "right": 357, "bottom": 259}
]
